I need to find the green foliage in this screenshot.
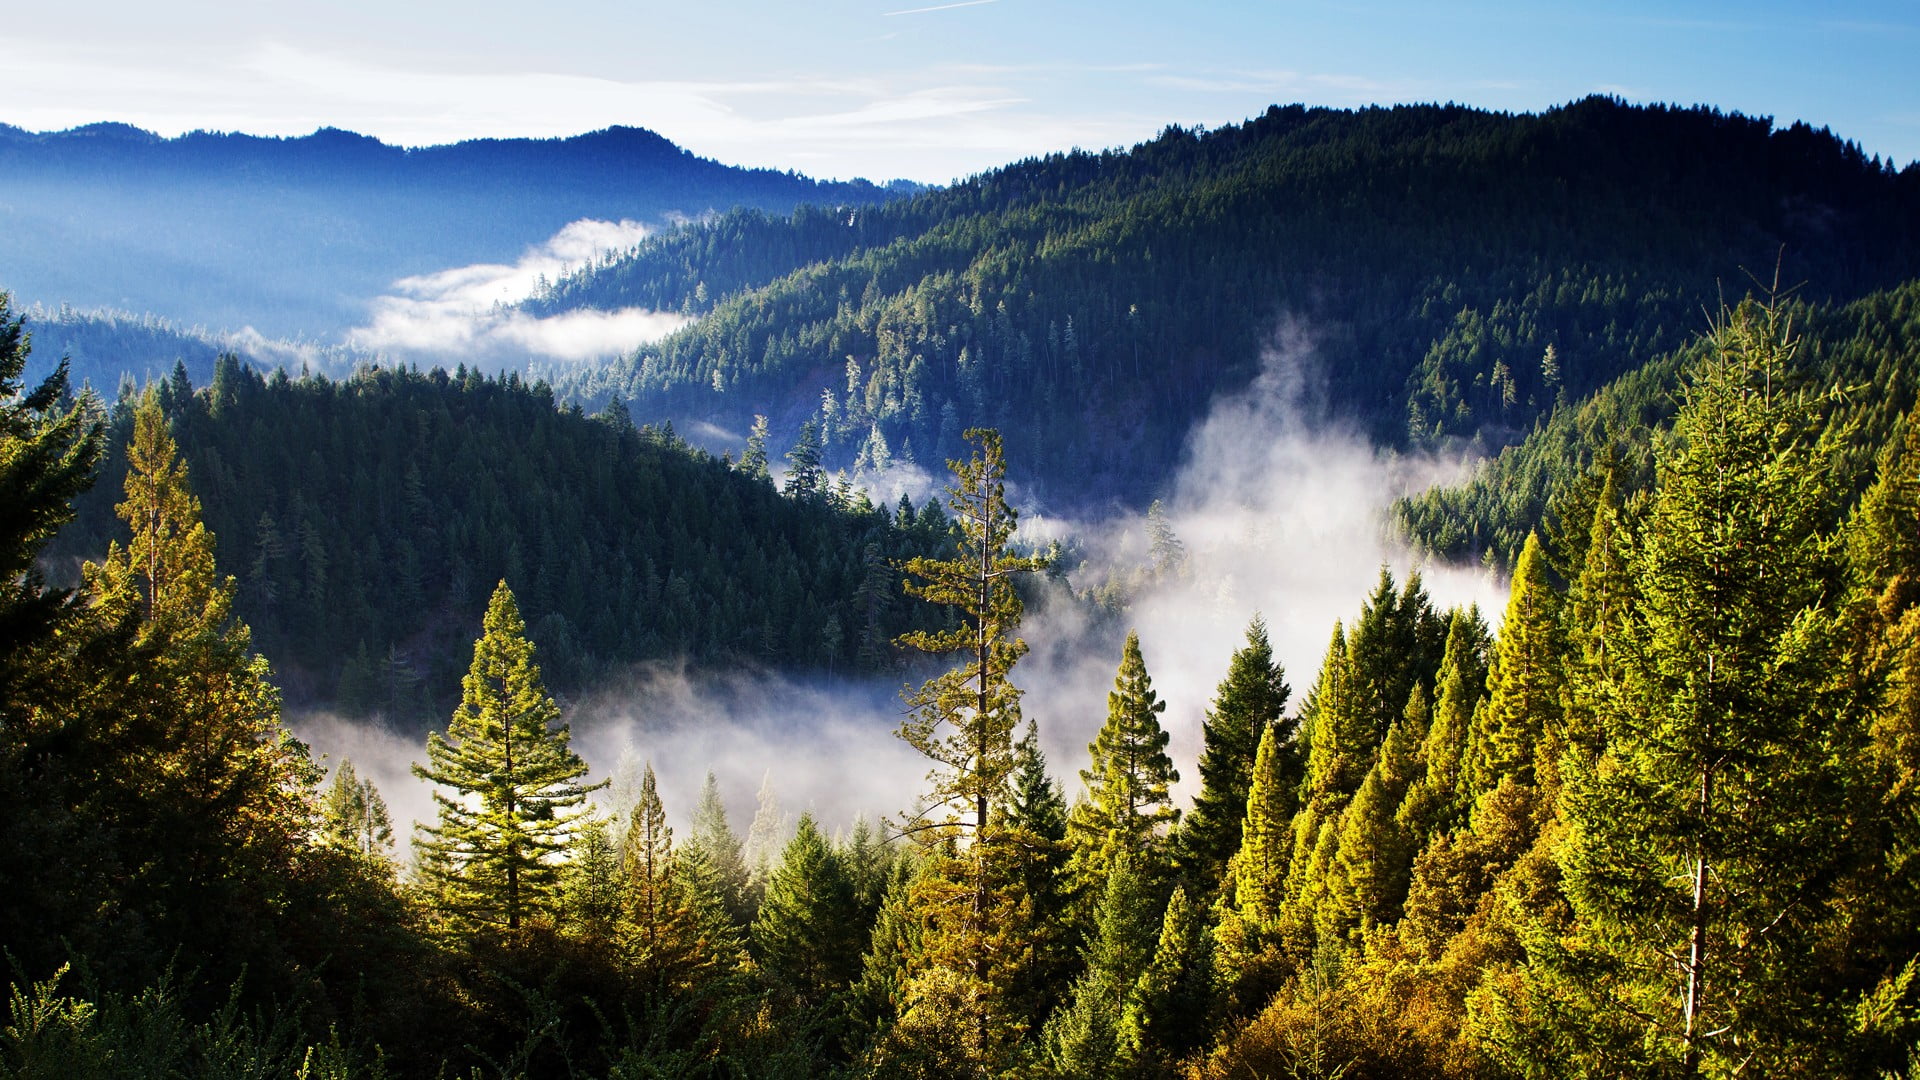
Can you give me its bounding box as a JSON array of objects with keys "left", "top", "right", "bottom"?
[
  {"left": 319, "top": 760, "right": 393, "bottom": 863},
  {"left": 1499, "top": 301, "right": 1890, "bottom": 1075},
  {"left": 1068, "top": 630, "right": 1181, "bottom": 889},
  {"left": 555, "top": 99, "right": 1920, "bottom": 509},
  {"left": 413, "top": 581, "right": 603, "bottom": 930},
  {"left": 52, "top": 363, "right": 954, "bottom": 716},
  {"left": 1177, "top": 615, "right": 1293, "bottom": 890}
]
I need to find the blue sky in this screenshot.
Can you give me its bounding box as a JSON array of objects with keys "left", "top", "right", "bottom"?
[{"left": 6, "top": 1, "right": 1915, "bottom": 183}]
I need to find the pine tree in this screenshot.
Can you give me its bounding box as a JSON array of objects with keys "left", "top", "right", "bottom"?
[
  {"left": 1179, "top": 614, "right": 1293, "bottom": 888},
  {"left": 624, "top": 763, "right": 675, "bottom": 953},
  {"left": 684, "top": 770, "right": 752, "bottom": 926},
  {"left": 319, "top": 759, "right": 394, "bottom": 861},
  {"left": 413, "top": 580, "right": 602, "bottom": 930},
  {"left": 1465, "top": 532, "right": 1565, "bottom": 802},
  {"left": 1502, "top": 301, "right": 1881, "bottom": 1075},
  {"left": 1067, "top": 630, "right": 1180, "bottom": 888},
  {"left": 895, "top": 426, "right": 1048, "bottom": 1021},
  {"left": 751, "top": 813, "right": 863, "bottom": 1001}
]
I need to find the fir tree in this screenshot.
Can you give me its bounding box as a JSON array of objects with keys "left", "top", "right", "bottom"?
[
  {"left": 684, "top": 770, "right": 751, "bottom": 925},
  {"left": 319, "top": 759, "right": 394, "bottom": 862},
  {"left": 751, "top": 812, "right": 863, "bottom": 1002},
  {"left": 1067, "top": 630, "right": 1180, "bottom": 888},
  {"left": 1179, "top": 614, "right": 1293, "bottom": 888},
  {"left": 1465, "top": 532, "right": 1565, "bottom": 801},
  {"left": 413, "top": 580, "right": 602, "bottom": 930}
]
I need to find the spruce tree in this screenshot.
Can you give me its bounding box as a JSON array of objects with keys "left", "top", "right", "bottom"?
[
  {"left": 1178, "top": 614, "right": 1293, "bottom": 888},
  {"left": 1068, "top": 630, "right": 1180, "bottom": 889},
  {"left": 413, "top": 580, "right": 601, "bottom": 930}
]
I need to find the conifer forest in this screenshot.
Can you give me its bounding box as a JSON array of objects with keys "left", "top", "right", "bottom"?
[{"left": 4, "top": 98, "right": 1920, "bottom": 1079}]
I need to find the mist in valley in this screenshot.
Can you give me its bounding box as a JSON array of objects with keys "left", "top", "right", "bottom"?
[{"left": 296, "top": 320, "right": 1506, "bottom": 862}]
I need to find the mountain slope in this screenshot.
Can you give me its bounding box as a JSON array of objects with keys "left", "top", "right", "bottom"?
[
  {"left": 545, "top": 97, "right": 1920, "bottom": 507},
  {"left": 48, "top": 358, "right": 955, "bottom": 720}
]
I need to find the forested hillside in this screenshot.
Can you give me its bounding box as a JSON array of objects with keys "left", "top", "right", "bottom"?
[
  {"left": 0, "top": 122, "right": 911, "bottom": 337},
  {"left": 548, "top": 97, "right": 1920, "bottom": 505},
  {"left": 46, "top": 351, "right": 958, "bottom": 721},
  {"left": 5, "top": 298, "right": 1918, "bottom": 1077},
  {"left": 1397, "top": 278, "right": 1920, "bottom": 567}
]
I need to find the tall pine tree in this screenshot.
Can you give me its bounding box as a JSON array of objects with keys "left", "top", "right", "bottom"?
[{"left": 414, "top": 580, "right": 602, "bottom": 930}]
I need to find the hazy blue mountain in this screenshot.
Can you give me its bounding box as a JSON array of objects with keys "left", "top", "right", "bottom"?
[{"left": 0, "top": 122, "right": 915, "bottom": 339}]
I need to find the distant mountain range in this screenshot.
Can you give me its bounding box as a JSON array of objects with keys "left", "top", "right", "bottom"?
[{"left": 0, "top": 122, "right": 916, "bottom": 343}]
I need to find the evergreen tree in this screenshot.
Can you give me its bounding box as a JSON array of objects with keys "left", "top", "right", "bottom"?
[
  {"left": 1179, "top": 614, "right": 1293, "bottom": 888},
  {"left": 1465, "top": 532, "right": 1565, "bottom": 801},
  {"left": 413, "top": 580, "right": 602, "bottom": 930},
  {"left": 1501, "top": 302, "right": 1882, "bottom": 1075},
  {"left": 740, "top": 414, "right": 773, "bottom": 484},
  {"left": 1000, "top": 720, "right": 1075, "bottom": 1032},
  {"left": 560, "top": 816, "right": 624, "bottom": 939},
  {"left": 895, "top": 427, "right": 1047, "bottom": 1009},
  {"left": 684, "top": 770, "right": 752, "bottom": 926},
  {"left": 1397, "top": 607, "right": 1491, "bottom": 842},
  {"left": 1123, "top": 884, "right": 1216, "bottom": 1069},
  {"left": 742, "top": 770, "right": 788, "bottom": 913},
  {"left": 783, "top": 419, "right": 825, "bottom": 501},
  {"left": 750, "top": 812, "right": 863, "bottom": 1002},
  {"left": 319, "top": 759, "right": 394, "bottom": 862},
  {"left": 1067, "top": 630, "right": 1180, "bottom": 888},
  {"left": 85, "top": 395, "right": 316, "bottom": 918},
  {"left": 0, "top": 296, "right": 104, "bottom": 714},
  {"left": 623, "top": 763, "right": 675, "bottom": 953},
  {"left": 1045, "top": 856, "right": 1164, "bottom": 1079}
]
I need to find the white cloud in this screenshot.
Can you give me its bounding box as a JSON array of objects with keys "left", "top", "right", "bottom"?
[{"left": 345, "top": 218, "right": 690, "bottom": 366}]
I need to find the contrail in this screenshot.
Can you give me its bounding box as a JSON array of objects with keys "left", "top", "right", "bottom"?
[{"left": 883, "top": 0, "right": 997, "bottom": 16}]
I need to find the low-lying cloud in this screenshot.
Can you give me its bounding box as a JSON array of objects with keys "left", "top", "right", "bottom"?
[{"left": 347, "top": 218, "right": 690, "bottom": 366}]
